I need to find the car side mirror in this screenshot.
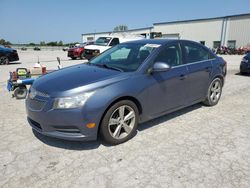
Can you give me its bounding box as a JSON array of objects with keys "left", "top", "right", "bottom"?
[{"left": 151, "top": 62, "right": 171, "bottom": 73}]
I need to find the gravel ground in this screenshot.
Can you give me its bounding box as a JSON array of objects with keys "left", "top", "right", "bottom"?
[{"left": 0, "top": 51, "right": 250, "bottom": 188}]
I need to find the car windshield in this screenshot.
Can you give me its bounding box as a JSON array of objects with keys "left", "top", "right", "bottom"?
[
  {"left": 89, "top": 42, "right": 161, "bottom": 72},
  {"left": 94, "top": 37, "right": 112, "bottom": 46}
]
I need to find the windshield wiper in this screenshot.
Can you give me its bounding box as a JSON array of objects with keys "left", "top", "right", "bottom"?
[
  {"left": 101, "top": 64, "right": 123, "bottom": 72},
  {"left": 87, "top": 63, "right": 123, "bottom": 72}
]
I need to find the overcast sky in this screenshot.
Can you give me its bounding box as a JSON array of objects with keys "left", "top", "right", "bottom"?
[{"left": 0, "top": 0, "right": 250, "bottom": 43}]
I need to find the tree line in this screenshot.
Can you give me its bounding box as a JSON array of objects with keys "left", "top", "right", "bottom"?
[{"left": 0, "top": 38, "right": 78, "bottom": 47}]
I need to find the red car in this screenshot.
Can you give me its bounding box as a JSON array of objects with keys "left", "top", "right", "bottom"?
[{"left": 67, "top": 42, "right": 93, "bottom": 60}]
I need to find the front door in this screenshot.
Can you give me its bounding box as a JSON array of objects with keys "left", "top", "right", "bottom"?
[{"left": 143, "top": 42, "right": 189, "bottom": 118}]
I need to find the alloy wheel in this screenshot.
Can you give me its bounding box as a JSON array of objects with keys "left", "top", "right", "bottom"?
[
  {"left": 108, "top": 105, "right": 136, "bottom": 140},
  {"left": 209, "top": 80, "right": 221, "bottom": 103}
]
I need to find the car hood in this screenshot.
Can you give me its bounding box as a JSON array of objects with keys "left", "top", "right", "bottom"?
[
  {"left": 0, "top": 47, "right": 14, "bottom": 53},
  {"left": 32, "top": 64, "right": 131, "bottom": 97},
  {"left": 84, "top": 45, "right": 110, "bottom": 53}
]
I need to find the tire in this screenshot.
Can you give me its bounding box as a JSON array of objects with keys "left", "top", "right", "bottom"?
[
  {"left": 71, "top": 57, "right": 76, "bottom": 60},
  {"left": 80, "top": 53, "right": 85, "bottom": 59},
  {"left": 14, "top": 86, "right": 28, "bottom": 99},
  {"left": 100, "top": 100, "right": 139, "bottom": 145},
  {"left": 0, "top": 56, "right": 9, "bottom": 65},
  {"left": 203, "top": 78, "right": 222, "bottom": 106}
]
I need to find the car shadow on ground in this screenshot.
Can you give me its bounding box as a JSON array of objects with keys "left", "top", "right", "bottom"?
[
  {"left": 33, "top": 103, "right": 203, "bottom": 150},
  {"left": 235, "top": 72, "right": 250, "bottom": 77},
  {"left": 138, "top": 103, "right": 203, "bottom": 132}
]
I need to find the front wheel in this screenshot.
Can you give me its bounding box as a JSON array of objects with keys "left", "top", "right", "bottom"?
[
  {"left": 0, "top": 56, "right": 9, "bottom": 65},
  {"left": 203, "top": 78, "right": 222, "bottom": 106},
  {"left": 100, "top": 100, "right": 139, "bottom": 145}
]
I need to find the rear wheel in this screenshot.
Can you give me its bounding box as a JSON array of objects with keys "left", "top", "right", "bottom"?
[
  {"left": 203, "top": 78, "right": 222, "bottom": 106},
  {"left": 100, "top": 100, "right": 139, "bottom": 145},
  {"left": 71, "top": 57, "right": 76, "bottom": 60}
]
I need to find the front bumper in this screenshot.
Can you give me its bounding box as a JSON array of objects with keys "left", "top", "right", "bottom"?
[
  {"left": 8, "top": 52, "right": 19, "bottom": 62},
  {"left": 240, "top": 61, "right": 250, "bottom": 73},
  {"left": 25, "top": 96, "right": 102, "bottom": 141}
]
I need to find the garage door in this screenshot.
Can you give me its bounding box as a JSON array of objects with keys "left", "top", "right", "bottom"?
[{"left": 161, "top": 34, "right": 180, "bottom": 39}]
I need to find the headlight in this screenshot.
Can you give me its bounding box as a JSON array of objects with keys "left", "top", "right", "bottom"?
[{"left": 53, "top": 91, "right": 95, "bottom": 109}]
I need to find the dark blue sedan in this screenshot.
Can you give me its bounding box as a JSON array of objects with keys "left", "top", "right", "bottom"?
[
  {"left": 240, "top": 52, "right": 250, "bottom": 74},
  {"left": 0, "top": 45, "right": 19, "bottom": 65},
  {"left": 26, "top": 39, "right": 227, "bottom": 145}
]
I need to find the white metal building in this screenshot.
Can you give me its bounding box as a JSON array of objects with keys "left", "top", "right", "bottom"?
[{"left": 81, "top": 13, "right": 250, "bottom": 48}]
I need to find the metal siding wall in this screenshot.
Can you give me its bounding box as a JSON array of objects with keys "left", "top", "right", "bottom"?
[
  {"left": 82, "top": 33, "right": 110, "bottom": 42},
  {"left": 154, "top": 19, "right": 223, "bottom": 48},
  {"left": 82, "top": 29, "right": 151, "bottom": 42},
  {"left": 227, "top": 16, "right": 250, "bottom": 47}
]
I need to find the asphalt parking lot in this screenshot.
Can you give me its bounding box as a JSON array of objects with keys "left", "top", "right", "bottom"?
[{"left": 0, "top": 51, "right": 250, "bottom": 187}]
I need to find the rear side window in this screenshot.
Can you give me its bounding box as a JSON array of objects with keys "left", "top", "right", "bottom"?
[
  {"left": 183, "top": 42, "right": 213, "bottom": 63},
  {"left": 109, "top": 38, "right": 120, "bottom": 46}
]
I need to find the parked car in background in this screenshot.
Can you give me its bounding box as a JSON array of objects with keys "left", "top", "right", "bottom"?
[
  {"left": 33, "top": 47, "right": 41, "bottom": 51},
  {"left": 84, "top": 35, "right": 144, "bottom": 60},
  {"left": 21, "top": 47, "right": 27, "bottom": 51},
  {"left": 0, "top": 45, "right": 19, "bottom": 65},
  {"left": 67, "top": 41, "right": 94, "bottom": 60},
  {"left": 240, "top": 52, "right": 250, "bottom": 74},
  {"left": 26, "top": 39, "right": 227, "bottom": 145}
]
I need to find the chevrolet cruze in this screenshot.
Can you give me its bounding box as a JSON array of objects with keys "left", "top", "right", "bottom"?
[{"left": 26, "top": 39, "right": 227, "bottom": 145}]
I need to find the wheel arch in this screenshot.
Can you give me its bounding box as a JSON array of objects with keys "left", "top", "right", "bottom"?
[
  {"left": 212, "top": 74, "right": 225, "bottom": 86},
  {"left": 97, "top": 96, "right": 142, "bottom": 135}
]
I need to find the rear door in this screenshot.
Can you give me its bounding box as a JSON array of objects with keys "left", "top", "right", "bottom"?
[{"left": 181, "top": 41, "right": 214, "bottom": 103}]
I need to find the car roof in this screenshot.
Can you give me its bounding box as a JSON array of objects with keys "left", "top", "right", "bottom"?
[{"left": 124, "top": 39, "right": 206, "bottom": 45}]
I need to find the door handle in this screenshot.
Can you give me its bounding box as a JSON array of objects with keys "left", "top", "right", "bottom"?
[{"left": 179, "top": 74, "right": 187, "bottom": 80}]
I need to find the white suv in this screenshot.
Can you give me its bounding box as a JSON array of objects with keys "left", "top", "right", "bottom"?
[{"left": 84, "top": 35, "right": 144, "bottom": 60}]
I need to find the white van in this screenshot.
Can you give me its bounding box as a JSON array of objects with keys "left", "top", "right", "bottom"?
[{"left": 84, "top": 35, "right": 144, "bottom": 60}]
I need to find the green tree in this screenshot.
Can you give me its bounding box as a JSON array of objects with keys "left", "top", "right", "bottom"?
[
  {"left": 58, "top": 40, "right": 63, "bottom": 46},
  {"left": 113, "top": 25, "right": 128, "bottom": 32},
  {"left": 29, "top": 43, "right": 36, "bottom": 46},
  {"left": 40, "top": 41, "right": 46, "bottom": 46},
  {"left": 0, "top": 38, "right": 12, "bottom": 45}
]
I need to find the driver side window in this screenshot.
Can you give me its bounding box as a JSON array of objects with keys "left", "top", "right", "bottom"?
[{"left": 155, "top": 43, "right": 182, "bottom": 67}]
